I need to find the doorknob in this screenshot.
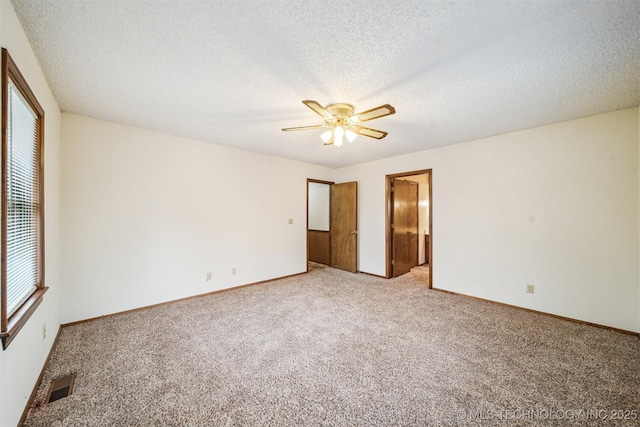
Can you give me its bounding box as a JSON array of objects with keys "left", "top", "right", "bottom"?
[
  {"left": 407, "top": 231, "right": 413, "bottom": 234},
  {"left": 351, "top": 230, "right": 358, "bottom": 235}
]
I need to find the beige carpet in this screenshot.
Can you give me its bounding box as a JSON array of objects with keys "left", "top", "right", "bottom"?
[{"left": 24, "top": 264, "right": 639, "bottom": 426}]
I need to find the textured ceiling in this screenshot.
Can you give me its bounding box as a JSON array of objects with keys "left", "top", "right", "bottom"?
[{"left": 10, "top": 0, "right": 640, "bottom": 168}]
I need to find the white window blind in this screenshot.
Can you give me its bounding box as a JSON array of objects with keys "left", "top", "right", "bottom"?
[{"left": 6, "top": 80, "right": 39, "bottom": 317}]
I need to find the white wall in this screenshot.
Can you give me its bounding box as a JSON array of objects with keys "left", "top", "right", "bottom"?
[
  {"left": 61, "top": 114, "right": 332, "bottom": 323},
  {"left": 308, "top": 182, "right": 330, "bottom": 231},
  {"left": 335, "top": 108, "right": 639, "bottom": 332},
  {"left": 0, "top": 1, "right": 63, "bottom": 426}
]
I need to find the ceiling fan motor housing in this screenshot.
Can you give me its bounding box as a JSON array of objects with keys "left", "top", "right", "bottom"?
[
  {"left": 326, "top": 104, "right": 355, "bottom": 127},
  {"left": 326, "top": 103, "right": 354, "bottom": 117}
]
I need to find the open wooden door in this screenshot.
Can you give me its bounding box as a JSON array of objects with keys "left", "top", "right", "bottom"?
[
  {"left": 330, "top": 182, "right": 357, "bottom": 273},
  {"left": 392, "top": 179, "right": 418, "bottom": 277}
]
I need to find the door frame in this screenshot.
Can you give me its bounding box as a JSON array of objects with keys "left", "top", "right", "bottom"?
[
  {"left": 385, "top": 169, "right": 432, "bottom": 287},
  {"left": 306, "top": 178, "right": 334, "bottom": 273}
]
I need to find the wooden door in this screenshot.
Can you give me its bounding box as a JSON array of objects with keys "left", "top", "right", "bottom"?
[
  {"left": 392, "top": 179, "right": 418, "bottom": 277},
  {"left": 330, "top": 182, "right": 357, "bottom": 273}
]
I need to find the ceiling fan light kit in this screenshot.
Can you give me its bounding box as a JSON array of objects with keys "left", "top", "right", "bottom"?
[{"left": 282, "top": 100, "right": 396, "bottom": 148}]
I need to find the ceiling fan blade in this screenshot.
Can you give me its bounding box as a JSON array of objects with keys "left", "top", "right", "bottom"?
[
  {"left": 281, "top": 125, "right": 326, "bottom": 132},
  {"left": 302, "top": 100, "right": 334, "bottom": 119},
  {"left": 352, "top": 104, "right": 395, "bottom": 122},
  {"left": 352, "top": 125, "right": 388, "bottom": 139}
]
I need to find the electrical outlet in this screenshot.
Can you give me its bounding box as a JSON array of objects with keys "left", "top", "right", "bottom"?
[
  {"left": 206, "top": 272, "right": 212, "bottom": 281},
  {"left": 232, "top": 268, "right": 237, "bottom": 275},
  {"left": 42, "top": 324, "right": 46, "bottom": 340},
  {"left": 526, "top": 284, "right": 534, "bottom": 294}
]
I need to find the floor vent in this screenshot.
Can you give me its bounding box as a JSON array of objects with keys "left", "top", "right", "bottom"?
[{"left": 46, "top": 373, "right": 76, "bottom": 403}]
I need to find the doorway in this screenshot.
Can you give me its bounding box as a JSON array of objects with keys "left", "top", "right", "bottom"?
[
  {"left": 386, "top": 170, "right": 432, "bottom": 287},
  {"left": 307, "top": 180, "right": 332, "bottom": 267},
  {"left": 307, "top": 179, "right": 358, "bottom": 273}
]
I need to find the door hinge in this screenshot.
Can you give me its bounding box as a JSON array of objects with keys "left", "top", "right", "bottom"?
[
  {"left": 391, "top": 259, "right": 395, "bottom": 265},
  {"left": 391, "top": 223, "right": 394, "bottom": 229},
  {"left": 391, "top": 187, "right": 394, "bottom": 193}
]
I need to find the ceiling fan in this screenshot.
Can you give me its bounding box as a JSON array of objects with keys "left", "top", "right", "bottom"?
[{"left": 282, "top": 100, "right": 396, "bottom": 147}]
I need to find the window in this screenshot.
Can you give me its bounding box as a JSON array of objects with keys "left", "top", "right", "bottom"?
[{"left": 1, "top": 48, "right": 46, "bottom": 349}]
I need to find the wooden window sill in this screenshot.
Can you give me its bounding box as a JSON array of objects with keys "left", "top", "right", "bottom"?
[{"left": 1, "top": 287, "right": 48, "bottom": 349}]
